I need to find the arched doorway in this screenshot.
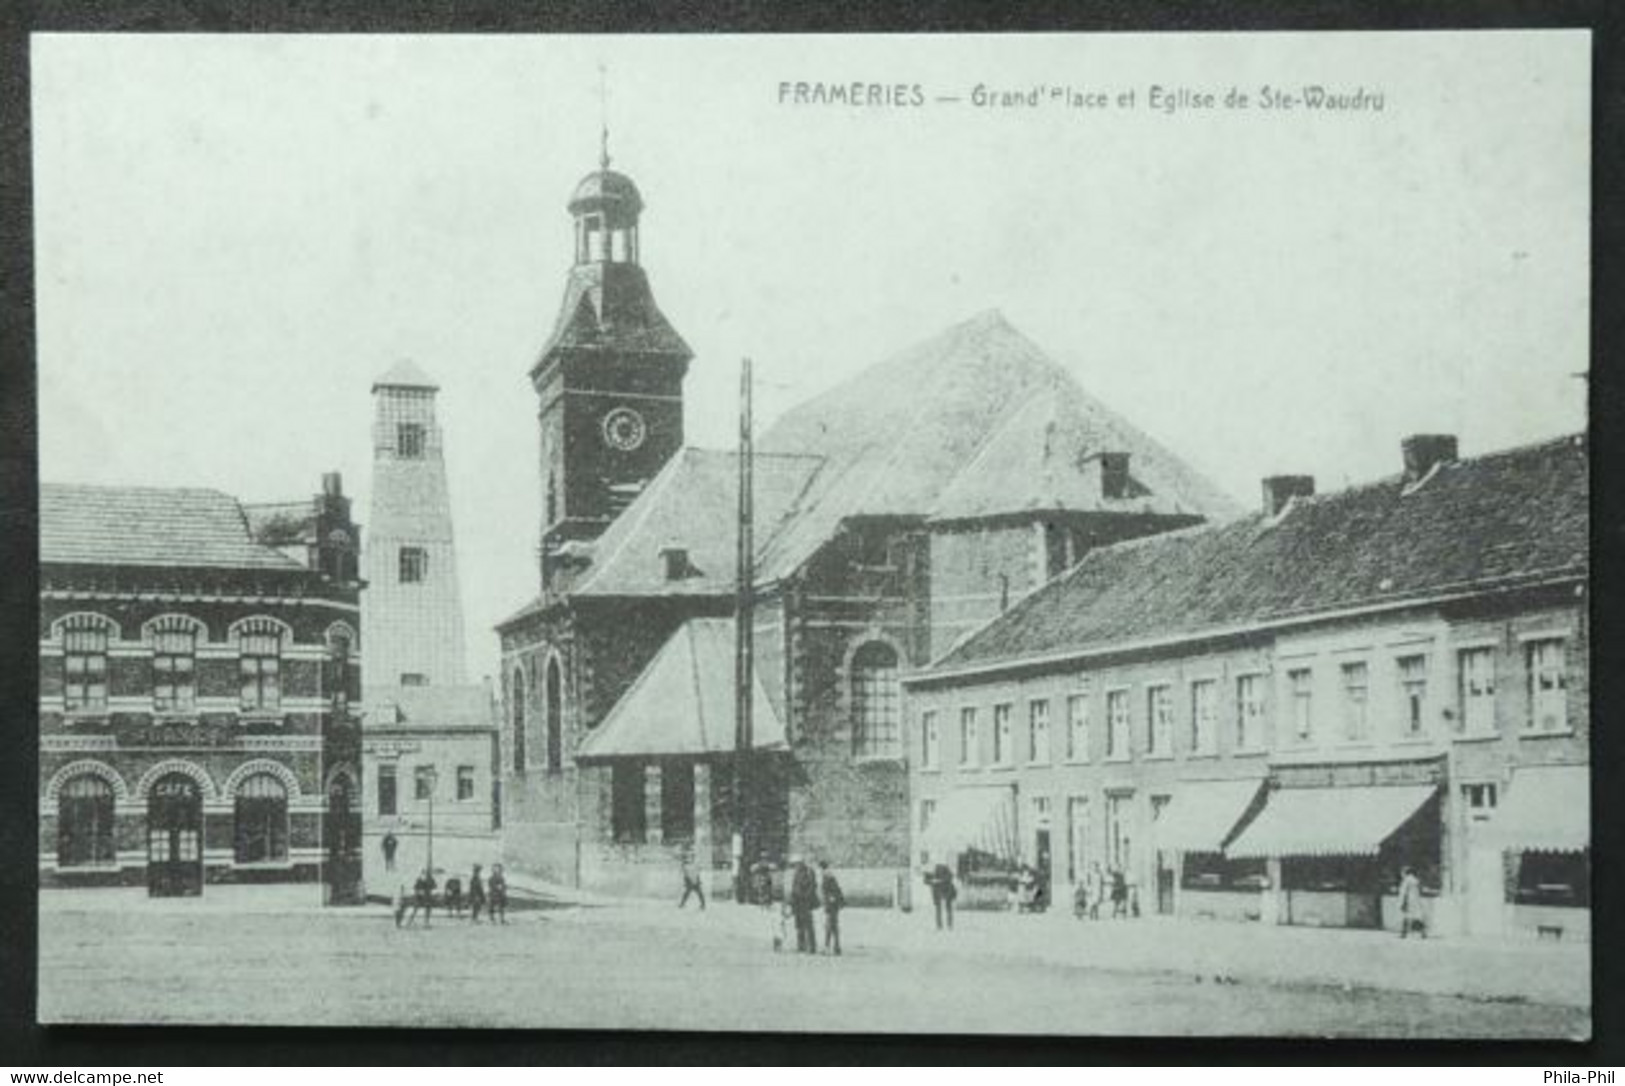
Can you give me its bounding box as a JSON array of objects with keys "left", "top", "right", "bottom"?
[
  {"left": 147, "top": 773, "right": 203, "bottom": 897},
  {"left": 546, "top": 657, "right": 562, "bottom": 772}
]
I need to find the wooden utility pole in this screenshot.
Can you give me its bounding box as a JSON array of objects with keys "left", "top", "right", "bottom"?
[{"left": 733, "top": 358, "right": 755, "bottom": 903}]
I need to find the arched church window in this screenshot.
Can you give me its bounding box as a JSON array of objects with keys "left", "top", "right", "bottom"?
[
  {"left": 511, "top": 668, "right": 527, "bottom": 774},
  {"left": 546, "top": 657, "right": 563, "bottom": 773},
  {"left": 851, "top": 641, "right": 901, "bottom": 759}
]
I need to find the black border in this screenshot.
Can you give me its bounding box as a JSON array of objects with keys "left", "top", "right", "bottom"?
[{"left": 3, "top": 0, "right": 1621, "bottom": 1066}]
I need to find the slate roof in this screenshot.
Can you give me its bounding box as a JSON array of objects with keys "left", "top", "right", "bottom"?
[
  {"left": 41, "top": 483, "right": 302, "bottom": 571},
  {"left": 532, "top": 262, "right": 692, "bottom": 375},
  {"left": 926, "top": 433, "right": 1588, "bottom": 676},
  {"left": 575, "top": 617, "right": 787, "bottom": 762},
  {"left": 364, "top": 683, "right": 495, "bottom": 731}
]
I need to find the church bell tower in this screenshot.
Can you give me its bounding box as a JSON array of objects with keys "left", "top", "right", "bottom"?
[{"left": 531, "top": 144, "right": 692, "bottom": 584}]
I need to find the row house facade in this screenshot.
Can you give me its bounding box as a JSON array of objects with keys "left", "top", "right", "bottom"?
[
  {"left": 495, "top": 155, "right": 1238, "bottom": 902},
  {"left": 906, "top": 434, "right": 1588, "bottom": 940},
  {"left": 39, "top": 475, "right": 366, "bottom": 900}
]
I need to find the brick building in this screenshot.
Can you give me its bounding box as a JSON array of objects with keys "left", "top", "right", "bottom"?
[
  {"left": 905, "top": 434, "right": 1589, "bottom": 940},
  {"left": 39, "top": 475, "right": 365, "bottom": 900},
  {"left": 495, "top": 155, "right": 1237, "bottom": 900}
]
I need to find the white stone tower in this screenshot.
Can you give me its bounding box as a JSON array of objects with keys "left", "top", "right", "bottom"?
[{"left": 363, "top": 360, "right": 468, "bottom": 687}]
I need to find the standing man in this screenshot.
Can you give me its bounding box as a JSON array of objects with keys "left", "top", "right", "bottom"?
[
  {"left": 925, "top": 861, "right": 957, "bottom": 931},
  {"left": 788, "top": 855, "right": 819, "bottom": 954},
  {"left": 1398, "top": 866, "right": 1425, "bottom": 939},
  {"left": 411, "top": 867, "right": 436, "bottom": 928},
  {"left": 818, "top": 860, "right": 845, "bottom": 956},
  {"left": 488, "top": 863, "right": 508, "bottom": 925},
  {"left": 679, "top": 849, "right": 706, "bottom": 910},
  {"left": 381, "top": 831, "right": 398, "bottom": 873},
  {"left": 468, "top": 864, "right": 486, "bottom": 924}
]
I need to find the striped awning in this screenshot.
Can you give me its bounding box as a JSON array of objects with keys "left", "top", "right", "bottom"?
[
  {"left": 1155, "top": 778, "right": 1266, "bottom": 853},
  {"left": 918, "top": 786, "right": 1019, "bottom": 862},
  {"left": 1225, "top": 784, "right": 1437, "bottom": 860},
  {"left": 1492, "top": 765, "right": 1588, "bottom": 854}
]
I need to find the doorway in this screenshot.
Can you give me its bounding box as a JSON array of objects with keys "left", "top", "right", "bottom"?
[{"left": 147, "top": 774, "right": 203, "bottom": 897}]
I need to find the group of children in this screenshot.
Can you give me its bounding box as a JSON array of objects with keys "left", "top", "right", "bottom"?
[{"left": 393, "top": 862, "right": 510, "bottom": 927}]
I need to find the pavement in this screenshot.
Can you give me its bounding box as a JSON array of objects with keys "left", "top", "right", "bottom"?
[{"left": 42, "top": 877, "right": 1590, "bottom": 1011}]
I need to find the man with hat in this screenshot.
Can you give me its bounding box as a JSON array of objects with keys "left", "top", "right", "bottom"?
[{"left": 788, "top": 854, "right": 820, "bottom": 954}]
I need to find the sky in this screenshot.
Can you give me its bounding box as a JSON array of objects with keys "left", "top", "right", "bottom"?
[{"left": 33, "top": 31, "right": 1590, "bottom": 679}]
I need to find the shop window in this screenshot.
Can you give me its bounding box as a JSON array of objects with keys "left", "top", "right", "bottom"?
[
  {"left": 397, "top": 422, "right": 425, "bottom": 459},
  {"left": 1288, "top": 667, "right": 1313, "bottom": 741},
  {"left": 1066, "top": 691, "right": 1090, "bottom": 761},
  {"left": 1146, "top": 685, "right": 1172, "bottom": 756},
  {"left": 152, "top": 625, "right": 197, "bottom": 713},
  {"left": 992, "top": 702, "right": 1013, "bottom": 765},
  {"left": 238, "top": 627, "right": 282, "bottom": 713},
  {"left": 1105, "top": 792, "right": 1134, "bottom": 874},
  {"left": 661, "top": 763, "right": 696, "bottom": 843},
  {"left": 1458, "top": 647, "right": 1497, "bottom": 734},
  {"left": 1027, "top": 699, "right": 1051, "bottom": 763},
  {"left": 958, "top": 707, "right": 979, "bottom": 768},
  {"left": 920, "top": 709, "right": 939, "bottom": 770},
  {"left": 399, "top": 546, "right": 428, "bottom": 584},
  {"left": 234, "top": 773, "right": 289, "bottom": 864},
  {"left": 1105, "top": 690, "right": 1130, "bottom": 760},
  {"left": 377, "top": 764, "right": 397, "bottom": 817},
  {"left": 457, "top": 766, "right": 475, "bottom": 801},
  {"left": 1397, "top": 654, "right": 1429, "bottom": 737},
  {"left": 57, "top": 774, "right": 116, "bottom": 867},
  {"left": 63, "top": 620, "right": 110, "bottom": 714},
  {"left": 1189, "top": 679, "right": 1217, "bottom": 754},
  {"left": 1180, "top": 852, "right": 1268, "bottom": 891},
  {"left": 1515, "top": 851, "right": 1588, "bottom": 907},
  {"left": 1341, "top": 661, "right": 1371, "bottom": 741},
  {"left": 1525, "top": 638, "right": 1568, "bottom": 733},
  {"left": 1066, "top": 796, "right": 1090, "bottom": 883},
  {"left": 850, "top": 641, "right": 901, "bottom": 759},
  {"left": 612, "top": 763, "right": 647, "bottom": 844}
]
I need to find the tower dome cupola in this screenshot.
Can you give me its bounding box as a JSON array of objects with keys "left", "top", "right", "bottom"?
[{"left": 569, "top": 161, "right": 643, "bottom": 265}]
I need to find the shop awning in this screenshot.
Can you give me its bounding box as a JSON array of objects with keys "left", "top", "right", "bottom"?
[
  {"left": 1154, "top": 778, "right": 1266, "bottom": 853},
  {"left": 576, "top": 618, "right": 787, "bottom": 763},
  {"left": 1492, "top": 765, "right": 1589, "bottom": 853},
  {"left": 918, "top": 786, "right": 1019, "bottom": 862},
  {"left": 1225, "top": 784, "right": 1437, "bottom": 860}
]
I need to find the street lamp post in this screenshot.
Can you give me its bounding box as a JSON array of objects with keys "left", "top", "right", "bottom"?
[{"left": 426, "top": 765, "right": 439, "bottom": 876}]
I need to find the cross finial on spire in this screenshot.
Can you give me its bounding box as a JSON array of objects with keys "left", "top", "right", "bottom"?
[{"left": 597, "top": 62, "right": 611, "bottom": 169}]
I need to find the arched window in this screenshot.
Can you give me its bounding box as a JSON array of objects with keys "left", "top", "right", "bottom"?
[
  {"left": 234, "top": 773, "right": 289, "bottom": 864},
  {"left": 58, "top": 774, "right": 116, "bottom": 867},
  {"left": 546, "top": 657, "right": 563, "bottom": 773},
  {"left": 234, "top": 618, "right": 285, "bottom": 713},
  {"left": 851, "top": 641, "right": 901, "bottom": 759},
  {"left": 326, "top": 626, "right": 353, "bottom": 717},
  {"left": 511, "top": 668, "right": 527, "bottom": 773}
]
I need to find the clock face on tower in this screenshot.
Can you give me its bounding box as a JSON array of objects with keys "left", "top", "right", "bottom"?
[{"left": 601, "top": 406, "right": 648, "bottom": 452}]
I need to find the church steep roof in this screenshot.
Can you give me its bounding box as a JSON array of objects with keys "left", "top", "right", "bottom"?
[{"left": 752, "top": 310, "right": 1240, "bottom": 578}]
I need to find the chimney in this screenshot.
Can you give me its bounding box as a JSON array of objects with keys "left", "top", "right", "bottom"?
[
  {"left": 1401, "top": 434, "right": 1458, "bottom": 483},
  {"left": 660, "top": 545, "right": 692, "bottom": 582},
  {"left": 322, "top": 471, "right": 343, "bottom": 498},
  {"left": 1098, "top": 452, "right": 1130, "bottom": 500},
  {"left": 1261, "top": 475, "right": 1315, "bottom": 516}
]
